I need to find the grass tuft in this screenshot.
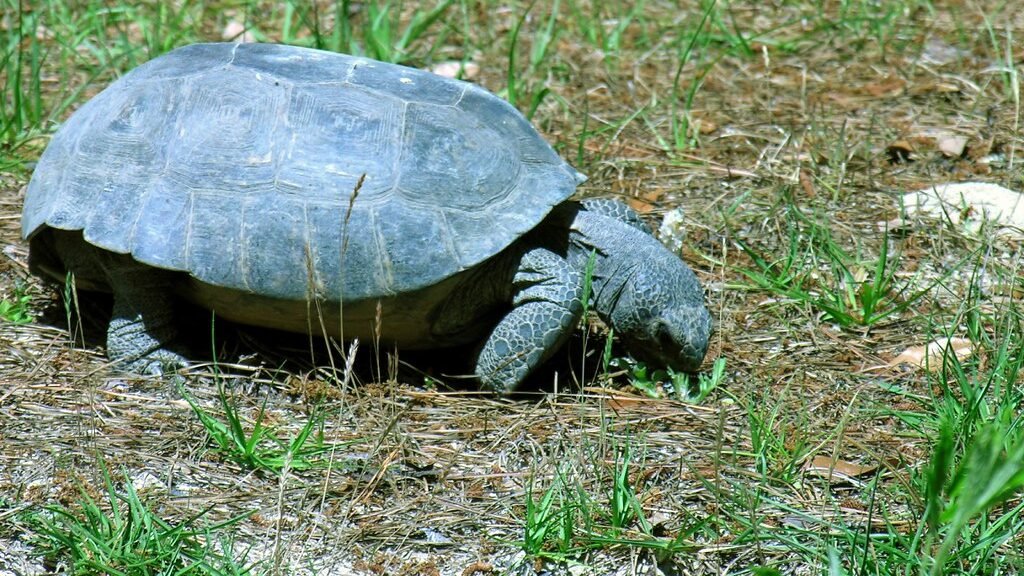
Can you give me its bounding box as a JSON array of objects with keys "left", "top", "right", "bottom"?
[
  {"left": 26, "top": 463, "right": 256, "bottom": 575},
  {"left": 729, "top": 202, "right": 956, "bottom": 328},
  {"left": 0, "top": 283, "right": 33, "bottom": 324},
  {"left": 178, "top": 379, "right": 345, "bottom": 475}
]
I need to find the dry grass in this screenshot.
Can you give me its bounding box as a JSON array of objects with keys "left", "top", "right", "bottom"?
[{"left": 3, "top": 1, "right": 1024, "bottom": 574}]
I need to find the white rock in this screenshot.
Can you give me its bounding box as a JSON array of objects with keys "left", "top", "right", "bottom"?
[
  {"left": 131, "top": 470, "right": 167, "bottom": 492},
  {"left": 903, "top": 182, "right": 1024, "bottom": 238},
  {"left": 222, "top": 21, "right": 256, "bottom": 43},
  {"left": 658, "top": 207, "right": 688, "bottom": 253},
  {"left": 430, "top": 60, "right": 480, "bottom": 79}
]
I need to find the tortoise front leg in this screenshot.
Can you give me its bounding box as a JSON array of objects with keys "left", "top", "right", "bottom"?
[
  {"left": 474, "top": 247, "right": 584, "bottom": 393},
  {"left": 579, "top": 198, "right": 652, "bottom": 235}
]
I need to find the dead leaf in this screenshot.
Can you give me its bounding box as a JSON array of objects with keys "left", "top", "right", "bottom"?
[
  {"left": 891, "top": 337, "right": 974, "bottom": 370},
  {"left": 886, "top": 140, "right": 914, "bottom": 164},
  {"left": 861, "top": 75, "right": 906, "bottom": 98},
  {"left": 804, "top": 455, "right": 878, "bottom": 482},
  {"left": 907, "top": 80, "right": 962, "bottom": 96},
  {"left": 798, "top": 169, "right": 816, "bottom": 196},
  {"left": 908, "top": 129, "right": 974, "bottom": 159},
  {"left": 462, "top": 561, "right": 493, "bottom": 576},
  {"left": 627, "top": 196, "right": 656, "bottom": 214},
  {"left": 691, "top": 115, "right": 718, "bottom": 135},
  {"left": 822, "top": 92, "right": 859, "bottom": 108},
  {"left": 603, "top": 394, "right": 644, "bottom": 410}
]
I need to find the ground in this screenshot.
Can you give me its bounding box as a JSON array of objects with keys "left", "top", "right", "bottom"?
[{"left": 2, "top": 1, "right": 1024, "bottom": 575}]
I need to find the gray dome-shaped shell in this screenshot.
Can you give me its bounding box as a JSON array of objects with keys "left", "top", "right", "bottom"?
[{"left": 22, "top": 43, "right": 583, "bottom": 301}]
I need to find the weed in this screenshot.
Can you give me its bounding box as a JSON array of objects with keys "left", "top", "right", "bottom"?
[
  {"left": 744, "top": 388, "right": 812, "bottom": 481},
  {"left": 678, "top": 356, "right": 726, "bottom": 403},
  {"left": 607, "top": 355, "right": 722, "bottom": 402},
  {"left": 668, "top": 0, "right": 719, "bottom": 151},
  {"left": 913, "top": 306, "right": 1024, "bottom": 574},
  {"left": 358, "top": 0, "right": 454, "bottom": 63},
  {"left": 178, "top": 380, "right": 342, "bottom": 475},
  {"left": 730, "top": 204, "right": 951, "bottom": 328},
  {"left": 521, "top": 470, "right": 576, "bottom": 560},
  {"left": 707, "top": 304, "right": 1024, "bottom": 573},
  {"left": 62, "top": 271, "right": 86, "bottom": 349},
  {"left": 26, "top": 463, "right": 256, "bottom": 575},
  {"left": 980, "top": 20, "right": 1021, "bottom": 170},
  {"left": 921, "top": 405, "right": 1024, "bottom": 574},
  {"left": 606, "top": 441, "right": 650, "bottom": 532},
  {"left": 0, "top": 284, "right": 32, "bottom": 324},
  {"left": 504, "top": 0, "right": 554, "bottom": 119},
  {"left": 516, "top": 434, "right": 709, "bottom": 567},
  {"left": 0, "top": 0, "right": 45, "bottom": 149},
  {"left": 7, "top": 0, "right": 1024, "bottom": 573},
  {"left": 608, "top": 356, "right": 678, "bottom": 397},
  {"left": 579, "top": 249, "right": 597, "bottom": 386},
  {"left": 567, "top": 0, "right": 648, "bottom": 56}
]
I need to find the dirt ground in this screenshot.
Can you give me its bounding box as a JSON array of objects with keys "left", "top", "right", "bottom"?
[{"left": 2, "top": 1, "right": 1024, "bottom": 574}]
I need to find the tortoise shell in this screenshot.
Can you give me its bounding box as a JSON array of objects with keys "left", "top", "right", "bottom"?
[{"left": 22, "top": 43, "right": 583, "bottom": 302}]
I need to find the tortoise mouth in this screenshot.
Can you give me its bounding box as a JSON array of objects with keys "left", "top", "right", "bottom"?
[
  {"left": 635, "top": 346, "right": 705, "bottom": 373},
  {"left": 626, "top": 313, "right": 712, "bottom": 373}
]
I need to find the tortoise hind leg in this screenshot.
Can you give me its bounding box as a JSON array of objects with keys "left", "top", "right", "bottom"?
[
  {"left": 474, "top": 247, "right": 583, "bottom": 392},
  {"left": 106, "top": 269, "right": 188, "bottom": 375},
  {"left": 46, "top": 230, "right": 188, "bottom": 375}
]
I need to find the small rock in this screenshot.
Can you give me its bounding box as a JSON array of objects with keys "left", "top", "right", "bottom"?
[
  {"left": 421, "top": 527, "right": 452, "bottom": 543},
  {"left": 431, "top": 60, "right": 480, "bottom": 80},
  {"left": 920, "top": 39, "right": 971, "bottom": 66},
  {"left": 222, "top": 20, "right": 255, "bottom": 43},
  {"left": 131, "top": 471, "right": 167, "bottom": 492},
  {"left": 937, "top": 134, "right": 968, "bottom": 157}
]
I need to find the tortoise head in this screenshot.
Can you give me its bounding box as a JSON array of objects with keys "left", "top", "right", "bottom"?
[
  {"left": 622, "top": 300, "right": 712, "bottom": 373},
  {"left": 595, "top": 250, "right": 712, "bottom": 373}
]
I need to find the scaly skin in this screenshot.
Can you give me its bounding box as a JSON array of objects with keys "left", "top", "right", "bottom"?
[
  {"left": 37, "top": 231, "right": 188, "bottom": 374},
  {"left": 575, "top": 199, "right": 711, "bottom": 372},
  {"left": 578, "top": 198, "right": 652, "bottom": 234},
  {"left": 106, "top": 269, "right": 189, "bottom": 375},
  {"left": 474, "top": 247, "right": 584, "bottom": 392},
  {"left": 472, "top": 200, "right": 711, "bottom": 391},
  {"left": 38, "top": 200, "right": 709, "bottom": 391}
]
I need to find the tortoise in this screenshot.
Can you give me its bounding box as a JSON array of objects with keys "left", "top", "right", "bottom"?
[{"left": 21, "top": 43, "right": 711, "bottom": 392}]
